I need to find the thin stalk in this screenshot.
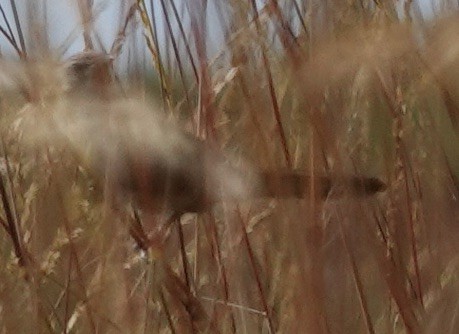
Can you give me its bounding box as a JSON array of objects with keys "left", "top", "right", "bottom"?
[
  {"left": 0, "top": 4, "right": 17, "bottom": 45},
  {"left": 0, "top": 25, "right": 22, "bottom": 55},
  {"left": 376, "top": 70, "right": 424, "bottom": 308},
  {"left": 149, "top": 0, "right": 171, "bottom": 111},
  {"left": 249, "top": 0, "right": 292, "bottom": 168},
  {"left": 236, "top": 208, "right": 275, "bottom": 333},
  {"left": 336, "top": 210, "right": 375, "bottom": 334},
  {"left": 160, "top": 0, "right": 192, "bottom": 113},
  {"left": 168, "top": 0, "right": 199, "bottom": 83},
  {"left": 8, "top": 0, "right": 26, "bottom": 57},
  {"left": 160, "top": 288, "right": 177, "bottom": 334},
  {"left": 137, "top": 0, "right": 171, "bottom": 109},
  {"left": 207, "top": 213, "right": 237, "bottom": 333},
  {"left": 176, "top": 219, "right": 191, "bottom": 289}
]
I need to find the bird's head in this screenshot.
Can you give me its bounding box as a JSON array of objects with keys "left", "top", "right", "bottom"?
[{"left": 66, "top": 51, "right": 115, "bottom": 97}]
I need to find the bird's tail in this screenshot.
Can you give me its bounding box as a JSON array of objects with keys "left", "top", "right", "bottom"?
[{"left": 252, "top": 171, "right": 386, "bottom": 199}]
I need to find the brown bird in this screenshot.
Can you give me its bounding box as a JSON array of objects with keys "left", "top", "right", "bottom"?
[
  {"left": 65, "top": 51, "right": 115, "bottom": 99},
  {"left": 63, "top": 51, "right": 386, "bottom": 216}
]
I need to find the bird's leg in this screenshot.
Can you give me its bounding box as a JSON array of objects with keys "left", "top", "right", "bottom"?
[
  {"left": 161, "top": 211, "right": 194, "bottom": 290},
  {"left": 128, "top": 208, "right": 150, "bottom": 252},
  {"left": 127, "top": 208, "right": 178, "bottom": 256}
]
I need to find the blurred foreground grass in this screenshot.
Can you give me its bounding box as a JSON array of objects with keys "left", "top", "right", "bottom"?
[{"left": 1, "top": 1, "right": 459, "bottom": 333}]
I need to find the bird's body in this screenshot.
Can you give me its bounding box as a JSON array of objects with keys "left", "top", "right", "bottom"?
[{"left": 57, "top": 51, "right": 387, "bottom": 216}]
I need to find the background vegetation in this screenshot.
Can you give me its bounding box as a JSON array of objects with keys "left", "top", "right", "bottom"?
[{"left": 0, "top": 0, "right": 459, "bottom": 333}]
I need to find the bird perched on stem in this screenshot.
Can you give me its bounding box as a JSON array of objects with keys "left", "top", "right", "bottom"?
[{"left": 60, "top": 51, "right": 387, "bottom": 217}]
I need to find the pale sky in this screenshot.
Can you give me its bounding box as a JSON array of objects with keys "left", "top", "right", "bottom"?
[{"left": 0, "top": 0, "right": 445, "bottom": 61}]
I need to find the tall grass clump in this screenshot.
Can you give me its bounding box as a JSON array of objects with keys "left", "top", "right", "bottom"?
[{"left": 0, "top": 1, "right": 459, "bottom": 333}]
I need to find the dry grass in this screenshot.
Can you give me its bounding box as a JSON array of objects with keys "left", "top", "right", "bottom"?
[{"left": 0, "top": 1, "right": 459, "bottom": 333}]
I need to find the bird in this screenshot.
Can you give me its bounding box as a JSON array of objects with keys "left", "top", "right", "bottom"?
[
  {"left": 60, "top": 51, "right": 387, "bottom": 217},
  {"left": 65, "top": 51, "right": 115, "bottom": 99}
]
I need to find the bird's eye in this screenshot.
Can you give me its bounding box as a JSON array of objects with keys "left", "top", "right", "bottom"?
[{"left": 70, "top": 61, "right": 91, "bottom": 75}]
